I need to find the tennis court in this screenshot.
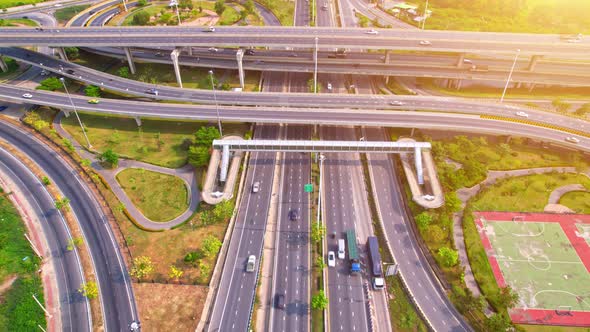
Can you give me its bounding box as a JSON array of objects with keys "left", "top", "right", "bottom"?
[{"left": 474, "top": 212, "right": 590, "bottom": 326}]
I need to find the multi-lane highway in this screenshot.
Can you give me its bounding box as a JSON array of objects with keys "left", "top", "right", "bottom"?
[
  {"left": 0, "top": 121, "right": 139, "bottom": 331},
  {"left": 2, "top": 26, "right": 590, "bottom": 57},
  {"left": 0, "top": 147, "right": 92, "bottom": 332},
  {"left": 208, "top": 125, "right": 280, "bottom": 331}
]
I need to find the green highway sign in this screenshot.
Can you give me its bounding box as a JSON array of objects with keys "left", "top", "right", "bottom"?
[{"left": 304, "top": 184, "right": 313, "bottom": 193}]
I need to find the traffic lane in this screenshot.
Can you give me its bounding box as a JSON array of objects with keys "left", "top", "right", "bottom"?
[
  {"left": 322, "top": 126, "right": 369, "bottom": 332},
  {"left": 0, "top": 149, "right": 91, "bottom": 332},
  {"left": 363, "top": 127, "right": 470, "bottom": 331},
  {"left": 69, "top": 0, "right": 118, "bottom": 27},
  {"left": 0, "top": 122, "right": 137, "bottom": 331},
  {"left": 3, "top": 25, "right": 590, "bottom": 45},
  {"left": 208, "top": 124, "right": 279, "bottom": 331}
]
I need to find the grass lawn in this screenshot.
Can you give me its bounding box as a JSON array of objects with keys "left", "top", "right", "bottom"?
[
  {"left": 471, "top": 173, "right": 590, "bottom": 212},
  {"left": 132, "top": 283, "right": 207, "bottom": 331},
  {"left": 256, "top": 0, "right": 293, "bottom": 26},
  {"left": 116, "top": 168, "right": 188, "bottom": 222},
  {"left": 54, "top": 4, "right": 90, "bottom": 23},
  {"left": 559, "top": 191, "right": 590, "bottom": 214},
  {"left": 122, "top": 4, "right": 168, "bottom": 26},
  {"left": 122, "top": 1, "right": 241, "bottom": 26},
  {"left": 0, "top": 188, "right": 46, "bottom": 331},
  {"left": 62, "top": 113, "right": 249, "bottom": 168},
  {"left": 0, "top": 0, "right": 46, "bottom": 9},
  {"left": 0, "top": 18, "right": 38, "bottom": 26},
  {"left": 121, "top": 217, "right": 226, "bottom": 284},
  {"left": 0, "top": 57, "right": 23, "bottom": 81}
]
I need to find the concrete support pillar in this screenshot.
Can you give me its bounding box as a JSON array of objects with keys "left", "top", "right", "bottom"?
[
  {"left": 56, "top": 47, "right": 69, "bottom": 62},
  {"left": 170, "top": 48, "right": 183, "bottom": 88},
  {"left": 515, "top": 82, "right": 522, "bottom": 89},
  {"left": 135, "top": 116, "right": 142, "bottom": 126},
  {"left": 384, "top": 50, "right": 391, "bottom": 63},
  {"left": 385, "top": 76, "right": 390, "bottom": 84},
  {"left": 410, "top": 128, "right": 415, "bottom": 137},
  {"left": 455, "top": 79, "right": 462, "bottom": 90},
  {"left": 123, "top": 47, "right": 136, "bottom": 75},
  {"left": 0, "top": 56, "right": 7, "bottom": 72},
  {"left": 236, "top": 49, "right": 244, "bottom": 90},
  {"left": 456, "top": 53, "right": 465, "bottom": 67},
  {"left": 528, "top": 55, "right": 541, "bottom": 71},
  {"left": 62, "top": 110, "right": 70, "bottom": 117},
  {"left": 219, "top": 145, "right": 230, "bottom": 183},
  {"left": 415, "top": 147, "right": 424, "bottom": 185},
  {"left": 528, "top": 83, "right": 536, "bottom": 92}
]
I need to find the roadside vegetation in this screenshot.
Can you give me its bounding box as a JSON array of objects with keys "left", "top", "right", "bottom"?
[
  {"left": 0, "top": 0, "right": 45, "bottom": 10},
  {"left": 0, "top": 187, "right": 46, "bottom": 331},
  {"left": 54, "top": 4, "right": 91, "bottom": 23},
  {"left": 123, "top": 0, "right": 246, "bottom": 26},
  {"left": 0, "top": 18, "right": 38, "bottom": 26},
  {"left": 405, "top": 0, "right": 590, "bottom": 34},
  {"left": 116, "top": 168, "right": 189, "bottom": 222},
  {"left": 559, "top": 191, "right": 590, "bottom": 214},
  {"left": 0, "top": 56, "right": 21, "bottom": 81},
  {"left": 393, "top": 129, "right": 589, "bottom": 330},
  {"left": 255, "top": 0, "right": 293, "bottom": 26}
]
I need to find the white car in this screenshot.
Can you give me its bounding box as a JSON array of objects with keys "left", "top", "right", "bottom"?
[
  {"left": 565, "top": 137, "right": 580, "bottom": 144},
  {"left": 208, "top": 47, "right": 219, "bottom": 53},
  {"left": 390, "top": 100, "right": 404, "bottom": 106},
  {"left": 463, "top": 59, "right": 473, "bottom": 64},
  {"left": 419, "top": 40, "right": 432, "bottom": 46},
  {"left": 327, "top": 251, "right": 336, "bottom": 267},
  {"left": 515, "top": 111, "right": 529, "bottom": 118},
  {"left": 327, "top": 83, "right": 332, "bottom": 91},
  {"left": 252, "top": 181, "right": 260, "bottom": 193},
  {"left": 567, "top": 38, "right": 581, "bottom": 43},
  {"left": 204, "top": 26, "right": 215, "bottom": 32},
  {"left": 423, "top": 195, "right": 435, "bottom": 201},
  {"left": 246, "top": 255, "right": 256, "bottom": 272},
  {"left": 211, "top": 191, "right": 223, "bottom": 198},
  {"left": 22, "top": 93, "right": 33, "bottom": 99},
  {"left": 365, "top": 29, "right": 378, "bottom": 35}
]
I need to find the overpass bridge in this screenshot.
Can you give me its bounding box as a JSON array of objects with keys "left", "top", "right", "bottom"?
[{"left": 213, "top": 139, "right": 431, "bottom": 184}]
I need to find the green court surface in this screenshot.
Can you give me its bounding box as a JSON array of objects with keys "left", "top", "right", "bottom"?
[
  {"left": 576, "top": 224, "right": 590, "bottom": 247},
  {"left": 486, "top": 221, "right": 590, "bottom": 312}
]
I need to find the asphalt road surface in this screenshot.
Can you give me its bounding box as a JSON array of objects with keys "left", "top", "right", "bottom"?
[
  {"left": 0, "top": 121, "right": 139, "bottom": 331},
  {"left": 0, "top": 148, "right": 92, "bottom": 332}
]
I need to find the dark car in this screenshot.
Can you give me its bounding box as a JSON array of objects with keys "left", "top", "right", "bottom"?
[
  {"left": 275, "top": 294, "right": 285, "bottom": 309},
  {"left": 244, "top": 49, "right": 255, "bottom": 55},
  {"left": 66, "top": 69, "right": 75, "bottom": 74},
  {"left": 0, "top": 106, "right": 7, "bottom": 112},
  {"left": 146, "top": 88, "right": 159, "bottom": 95},
  {"left": 289, "top": 209, "right": 300, "bottom": 221}
]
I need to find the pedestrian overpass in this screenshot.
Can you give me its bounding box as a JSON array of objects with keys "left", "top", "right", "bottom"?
[{"left": 212, "top": 139, "right": 431, "bottom": 184}]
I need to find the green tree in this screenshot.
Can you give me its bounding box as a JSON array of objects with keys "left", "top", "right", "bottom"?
[
  {"left": 498, "top": 286, "right": 519, "bottom": 309},
  {"left": 98, "top": 149, "right": 119, "bottom": 167},
  {"left": 239, "top": 9, "right": 248, "bottom": 20},
  {"left": 199, "top": 261, "right": 211, "bottom": 278},
  {"left": 552, "top": 98, "right": 571, "bottom": 113},
  {"left": 62, "top": 138, "right": 75, "bottom": 152},
  {"left": 117, "top": 66, "right": 130, "bottom": 78},
  {"left": 130, "top": 256, "right": 154, "bottom": 280},
  {"left": 194, "top": 126, "right": 221, "bottom": 146},
  {"left": 212, "top": 199, "right": 234, "bottom": 222},
  {"left": 179, "top": 0, "right": 193, "bottom": 9},
  {"left": 132, "top": 10, "right": 150, "bottom": 25},
  {"left": 84, "top": 85, "right": 101, "bottom": 97},
  {"left": 188, "top": 145, "right": 211, "bottom": 167},
  {"left": 66, "top": 236, "right": 84, "bottom": 251},
  {"left": 575, "top": 103, "right": 590, "bottom": 116},
  {"left": 311, "top": 290, "right": 328, "bottom": 310},
  {"left": 41, "top": 176, "right": 51, "bottom": 186},
  {"left": 202, "top": 235, "right": 222, "bottom": 257},
  {"left": 399, "top": 310, "right": 417, "bottom": 328},
  {"left": 484, "top": 313, "right": 512, "bottom": 331},
  {"left": 310, "top": 222, "right": 326, "bottom": 243},
  {"left": 306, "top": 78, "right": 322, "bottom": 93},
  {"left": 137, "top": 0, "right": 147, "bottom": 6},
  {"left": 55, "top": 197, "right": 71, "bottom": 212},
  {"left": 415, "top": 212, "right": 432, "bottom": 230},
  {"left": 438, "top": 247, "right": 459, "bottom": 267},
  {"left": 36, "top": 77, "right": 62, "bottom": 91},
  {"left": 315, "top": 256, "right": 326, "bottom": 269},
  {"left": 78, "top": 281, "right": 98, "bottom": 299},
  {"left": 214, "top": 0, "right": 225, "bottom": 15},
  {"left": 169, "top": 265, "right": 184, "bottom": 281},
  {"left": 243, "top": 0, "right": 254, "bottom": 13},
  {"left": 444, "top": 192, "right": 462, "bottom": 213},
  {"left": 65, "top": 47, "right": 79, "bottom": 59}
]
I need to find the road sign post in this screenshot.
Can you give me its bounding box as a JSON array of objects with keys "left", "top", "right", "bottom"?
[{"left": 304, "top": 183, "right": 313, "bottom": 193}]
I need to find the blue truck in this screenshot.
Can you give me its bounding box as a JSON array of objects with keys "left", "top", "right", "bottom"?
[
  {"left": 367, "top": 236, "right": 385, "bottom": 289},
  {"left": 346, "top": 229, "right": 361, "bottom": 273}
]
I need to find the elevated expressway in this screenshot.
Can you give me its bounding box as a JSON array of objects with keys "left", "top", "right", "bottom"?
[
  {"left": 1, "top": 84, "right": 587, "bottom": 154},
  {"left": 2, "top": 26, "right": 590, "bottom": 58}
]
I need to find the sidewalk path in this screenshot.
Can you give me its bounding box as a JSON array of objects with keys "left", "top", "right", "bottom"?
[{"left": 53, "top": 112, "right": 199, "bottom": 230}]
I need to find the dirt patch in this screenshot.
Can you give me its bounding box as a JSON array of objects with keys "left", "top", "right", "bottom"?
[
  {"left": 132, "top": 282, "right": 207, "bottom": 331},
  {"left": 182, "top": 9, "right": 219, "bottom": 26},
  {"left": 0, "top": 275, "right": 17, "bottom": 296}
]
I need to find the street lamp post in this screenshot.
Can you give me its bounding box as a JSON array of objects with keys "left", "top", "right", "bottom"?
[
  {"left": 500, "top": 49, "right": 521, "bottom": 103},
  {"left": 59, "top": 77, "right": 92, "bottom": 149},
  {"left": 316, "top": 154, "right": 325, "bottom": 225},
  {"left": 208, "top": 70, "right": 223, "bottom": 136},
  {"left": 314, "top": 37, "right": 318, "bottom": 93},
  {"left": 174, "top": 3, "right": 181, "bottom": 25},
  {"left": 421, "top": 0, "right": 429, "bottom": 30}
]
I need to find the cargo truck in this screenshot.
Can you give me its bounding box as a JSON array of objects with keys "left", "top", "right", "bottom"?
[
  {"left": 346, "top": 229, "right": 361, "bottom": 273},
  {"left": 367, "top": 236, "right": 385, "bottom": 289}
]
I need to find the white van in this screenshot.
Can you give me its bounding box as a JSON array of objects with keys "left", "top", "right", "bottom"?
[{"left": 338, "top": 239, "right": 345, "bottom": 259}]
